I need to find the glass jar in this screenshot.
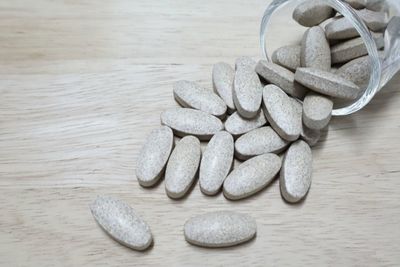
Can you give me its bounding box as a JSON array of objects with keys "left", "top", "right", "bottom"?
[{"left": 260, "top": 0, "right": 400, "bottom": 116}]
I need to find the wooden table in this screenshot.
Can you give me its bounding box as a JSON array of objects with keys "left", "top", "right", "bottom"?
[{"left": 1, "top": 0, "right": 399, "bottom": 266}]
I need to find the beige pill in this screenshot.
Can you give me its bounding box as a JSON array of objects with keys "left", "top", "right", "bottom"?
[
  {"left": 272, "top": 45, "right": 301, "bottom": 72},
  {"left": 256, "top": 60, "right": 307, "bottom": 99},
  {"left": 165, "top": 136, "right": 201, "bottom": 199},
  {"left": 303, "top": 92, "right": 333, "bottom": 130},
  {"left": 295, "top": 67, "right": 360, "bottom": 100},
  {"left": 173, "top": 80, "right": 227, "bottom": 119},
  {"left": 184, "top": 211, "right": 257, "bottom": 248},
  {"left": 90, "top": 196, "right": 153, "bottom": 251},
  {"left": 223, "top": 153, "right": 281, "bottom": 200},
  {"left": 262, "top": 85, "right": 302, "bottom": 141},
  {"left": 292, "top": 0, "right": 335, "bottom": 27},
  {"left": 233, "top": 60, "right": 263, "bottom": 119},
  {"left": 301, "top": 26, "right": 331, "bottom": 71},
  {"left": 280, "top": 140, "right": 313, "bottom": 203},
  {"left": 212, "top": 62, "right": 236, "bottom": 112},
  {"left": 136, "top": 126, "right": 174, "bottom": 187},
  {"left": 161, "top": 108, "right": 223, "bottom": 141},
  {"left": 337, "top": 55, "right": 372, "bottom": 87},
  {"left": 345, "top": 0, "right": 366, "bottom": 9},
  {"left": 199, "top": 131, "right": 234, "bottom": 195},
  {"left": 235, "top": 56, "right": 257, "bottom": 70},
  {"left": 331, "top": 33, "right": 384, "bottom": 64},
  {"left": 365, "top": 0, "right": 389, "bottom": 12},
  {"left": 235, "top": 127, "right": 290, "bottom": 160},
  {"left": 325, "top": 9, "right": 388, "bottom": 40},
  {"left": 225, "top": 110, "right": 267, "bottom": 137}
]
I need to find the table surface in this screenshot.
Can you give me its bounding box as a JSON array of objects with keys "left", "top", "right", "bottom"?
[{"left": 1, "top": 0, "right": 399, "bottom": 266}]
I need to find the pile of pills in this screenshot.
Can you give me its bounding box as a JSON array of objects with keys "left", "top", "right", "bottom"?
[{"left": 90, "top": 0, "right": 389, "bottom": 251}]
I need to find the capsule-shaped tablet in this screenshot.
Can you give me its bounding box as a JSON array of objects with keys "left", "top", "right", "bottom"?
[
  {"left": 199, "top": 131, "right": 234, "bottom": 195},
  {"left": 165, "top": 136, "right": 201, "bottom": 199},
  {"left": 272, "top": 45, "right": 301, "bottom": 72},
  {"left": 136, "top": 126, "right": 174, "bottom": 187},
  {"left": 303, "top": 92, "right": 333, "bottom": 130},
  {"left": 295, "top": 67, "right": 360, "bottom": 100},
  {"left": 301, "top": 26, "right": 331, "bottom": 71},
  {"left": 233, "top": 60, "right": 263, "bottom": 119},
  {"left": 235, "top": 127, "right": 289, "bottom": 160},
  {"left": 256, "top": 60, "right": 307, "bottom": 99},
  {"left": 223, "top": 153, "right": 282, "bottom": 200},
  {"left": 336, "top": 55, "right": 372, "bottom": 87},
  {"left": 90, "top": 196, "right": 153, "bottom": 251},
  {"left": 184, "top": 211, "right": 257, "bottom": 248},
  {"left": 262, "top": 85, "right": 302, "bottom": 141},
  {"left": 280, "top": 140, "right": 313, "bottom": 203},
  {"left": 173, "top": 80, "right": 227, "bottom": 119},
  {"left": 292, "top": 0, "right": 335, "bottom": 27},
  {"left": 161, "top": 108, "right": 224, "bottom": 141},
  {"left": 212, "top": 62, "right": 236, "bottom": 112},
  {"left": 225, "top": 110, "right": 267, "bottom": 137}
]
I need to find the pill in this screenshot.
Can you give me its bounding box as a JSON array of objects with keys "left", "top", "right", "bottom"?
[
  {"left": 272, "top": 45, "right": 301, "bottom": 72},
  {"left": 173, "top": 80, "right": 227, "bottom": 119},
  {"left": 303, "top": 92, "right": 333, "bottom": 130},
  {"left": 223, "top": 153, "right": 281, "bottom": 200},
  {"left": 301, "top": 26, "right": 331, "bottom": 71},
  {"left": 184, "top": 211, "right": 257, "bottom": 248},
  {"left": 234, "top": 127, "right": 290, "bottom": 160},
  {"left": 199, "top": 131, "right": 234, "bottom": 195},
  {"left": 325, "top": 9, "right": 388, "bottom": 40},
  {"left": 136, "top": 126, "right": 174, "bottom": 187},
  {"left": 331, "top": 33, "right": 384, "bottom": 64},
  {"left": 235, "top": 56, "right": 257, "bottom": 70},
  {"left": 292, "top": 0, "right": 335, "bottom": 27},
  {"left": 262, "top": 85, "right": 302, "bottom": 141},
  {"left": 161, "top": 108, "right": 224, "bottom": 141},
  {"left": 233, "top": 59, "right": 263, "bottom": 119},
  {"left": 90, "top": 196, "right": 153, "bottom": 251},
  {"left": 365, "top": 0, "right": 389, "bottom": 12},
  {"left": 165, "top": 136, "right": 201, "bottom": 199},
  {"left": 212, "top": 62, "right": 236, "bottom": 112},
  {"left": 336, "top": 55, "right": 372, "bottom": 87},
  {"left": 345, "top": 0, "right": 366, "bottom": 9},
  {"left": 256, "top": 60, "right": 307, "bottom": 99},
  {"left": 225, "top": 110, "right": 267, "bottom": 137},
  {"left": 295, "top": 67, "right": 360, "bottom": 100},
  {"left": 280, "top": 140, "right": 313, "bottom": 203}
]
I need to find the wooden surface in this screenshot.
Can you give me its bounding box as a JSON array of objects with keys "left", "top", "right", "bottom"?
[{"left": 0, "top": 0, "right": 399, "bottom": 266}]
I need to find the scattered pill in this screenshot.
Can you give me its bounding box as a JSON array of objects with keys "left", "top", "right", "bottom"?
[
  {"left": 213, "top": 62, "right": 236, "bottom": 112},
  {"left": 161, "top": 108, "right": 224, "bottom": 141},
  {"left": 272, "top": 45, "right": 301, "bottom": 71},
  {"left": 303, "top": 92, "right": 333, "bottom": 130},
  {"left": 90, "top": 196, "right": 153, "bottom": 251},
  {"left": 199, "top": 131, "right": 234, "bottom": 195},
  {"left": 301, "top": 26, "right": 331, "bottom": 71},
  {"left": 292, "top": 0, "right": 335, "bottom": 27},
  {"left": 184, "top": 211, "right": 257, "bottom": 248},
  {"left": 225, "top": 110, "right": 267, "bottom": 137},
  {"left": 136, "top": 126, "right": 174, "bottom": 187}
]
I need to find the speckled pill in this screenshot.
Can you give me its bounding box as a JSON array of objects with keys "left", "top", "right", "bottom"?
[
  {"left": 136, "top": 126, "right": 174, "bottom": 187},
  {"left": 256, "top": 60, "right": 307, "bottom": 99},
  {"left": 234, "top": 126, "right": 289, "bottom": 160},
  {"left": 303, "top": 92, "right": 333, "bottom": 130},
  {"left": 90, "top": 196, "right": 153, "bottom": 251},
  {"left": 262, "top": 85, "right": 302, "bottom": 141},
  {"left": 295, "top": 67, "right": 360, "bottom": 100},
  {"left": 225, "top": 110, "right": 267, "bottom": 137},
  {"left": 280, "top": 140, "right": 313, "bottom": 203},
  {"left": 161, "top": 108, "right": 224, "bottom": 141},
  {"left": 173, "top": 80, "right": 227, "bottom": 119},
  {"left": 212, "top": 62, "right": 236, "bottom": 112},
  {"left": 223, "top": 153, "right": 281, "bottom": 200},
  {"left": 301, "top": 26, "right": 331, "bottom": 71},
  {"left": 292, "top": 0, "right": 335, "bottom": 27},
  {"left": 336, "top": 55, "right": 372, "bottom": 87},
  {"left": 184, "top": 211, "right": 257, "bottom": 248},
  {"left": 235, "top": 56, "right": 257, "bottom": 70},
  {"left": 165, "top": 136, "right": 201, "bottom": 199},
  {"left": 199, "top": 131, "right": 234, "bottom": 195},
  {"left": 272, "top": 45, "right": 301, "bottom": 72}
]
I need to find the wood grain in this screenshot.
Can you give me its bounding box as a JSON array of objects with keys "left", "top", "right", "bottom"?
[{"left": 0, "top": 0, "right": 399, "bottom": 266}]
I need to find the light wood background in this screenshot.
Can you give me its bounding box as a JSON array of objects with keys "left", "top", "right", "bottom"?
[{"left": 0, "top": 0, "right": 399, "bottom": 266}]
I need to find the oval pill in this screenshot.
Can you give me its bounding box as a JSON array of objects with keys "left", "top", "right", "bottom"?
[
  {"left": 212, "top": 62, "right": 236, "bottom": 112},
  {"left": 225, "top": 110, "right": 267, "bottom": 137},
  {"left": 303, "top": 92, "right": 333, "bottom": 130}
]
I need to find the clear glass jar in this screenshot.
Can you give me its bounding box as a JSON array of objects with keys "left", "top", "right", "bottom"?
[{"left": 260, "top": 0, "right": 400, "bottom": 116}]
